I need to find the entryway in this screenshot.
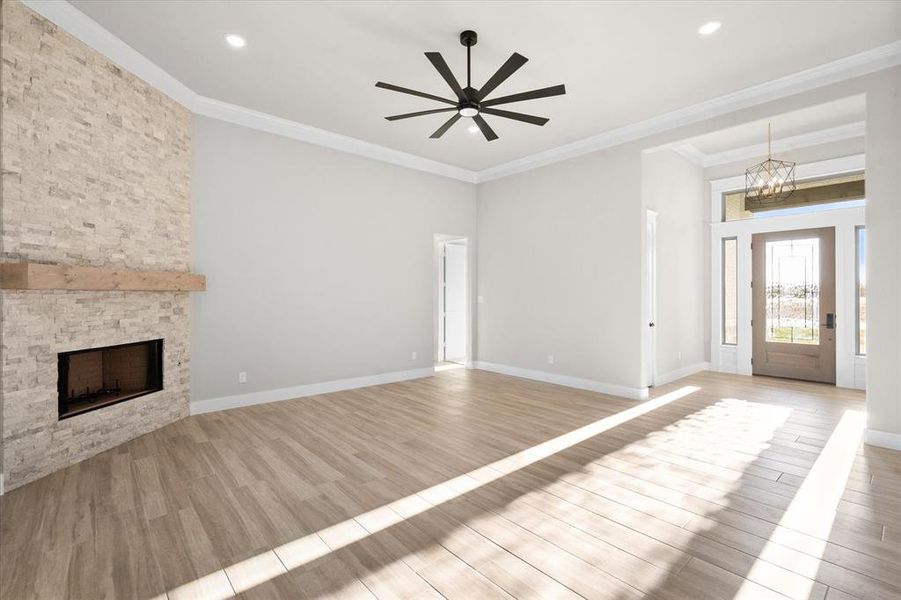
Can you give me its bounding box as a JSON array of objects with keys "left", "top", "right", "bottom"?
[
  {"left": 752, "top": 227, "right": 836, "bottom": 383},
  {"left": 437, "top": 239, "right": 467, "bottom": 365}
]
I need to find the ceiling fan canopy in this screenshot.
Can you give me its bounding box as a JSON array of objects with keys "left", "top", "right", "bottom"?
[{"left": 376, "top": 30, "right": 566, "bottom": 141}]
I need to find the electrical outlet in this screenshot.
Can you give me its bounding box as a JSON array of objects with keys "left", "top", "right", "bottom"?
[
  {"left": 547, "top": 354, "right": 555, "bottom": 365},
  {"left": 411, "top": 351, "right": 417, "bottom": 360},
  {"left": 238, "top": 372, "right": 247, "bottom": 384}
]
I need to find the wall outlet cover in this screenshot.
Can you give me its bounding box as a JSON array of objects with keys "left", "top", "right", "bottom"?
[{"left": 238, "top": 372, "right": 247, "bottom": 383}]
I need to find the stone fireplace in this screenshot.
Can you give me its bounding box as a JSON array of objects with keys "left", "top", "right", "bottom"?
[{"left": 1, "top": 1, "right": 195, "bottom": 492}]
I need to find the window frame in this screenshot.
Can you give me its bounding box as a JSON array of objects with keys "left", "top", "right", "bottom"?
[{"left": 721, "top": 236, "right": 738, "bottom": 346}]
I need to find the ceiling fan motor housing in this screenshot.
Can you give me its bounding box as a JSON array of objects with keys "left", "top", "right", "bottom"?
[{"left": 376, "top": 29, "right": 565, "bottom": 140}]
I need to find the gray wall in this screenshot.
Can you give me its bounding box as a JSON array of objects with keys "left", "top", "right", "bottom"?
[
  {"left": 643, "top": 149, "right": 708, "bottom": 379},
  {"left": 476, "top": 149, "right": 644, "bottom": 390},
  {"left": 192, "top": 68, "right": 901, "bottom": 444},
  {"left": 191, "top": 117, "right": 476, "bottom": 403},
  {"left": 474, "top": 67, "right": 901, "bottom": 445}
]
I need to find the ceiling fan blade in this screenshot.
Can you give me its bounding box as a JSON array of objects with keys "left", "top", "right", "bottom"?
[
  {"left": 475, "top": 53, "right": 528, "bottom": 101},
  {"left": 472, "top": 114, "right": 499, "bottom": 141},
  {"left": 386, "top": 107, "right": 457, "bottom": 121},
  {"left": 481, "top": 84, "right": 566, "bottom": 107},
  {"left": 430, "top": 113, "right": 462, "bottom": 139},
  {"left": 375, "top": 82, "right": 457, "bottom": 106},
  {"left": 480, "top": 107, "right": 548, "bottom": 126},
  {"left": 424, "top": 52, "right": 466, "bottom": 100}
]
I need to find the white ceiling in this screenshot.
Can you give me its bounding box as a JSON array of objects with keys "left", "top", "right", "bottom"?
[{"left": 70, "top": 1, "right": 900, "bottom": 171}]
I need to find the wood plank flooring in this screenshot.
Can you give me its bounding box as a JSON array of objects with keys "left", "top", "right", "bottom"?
[{"left": 2, "top": 369, "right": 900, "bottom": 599}]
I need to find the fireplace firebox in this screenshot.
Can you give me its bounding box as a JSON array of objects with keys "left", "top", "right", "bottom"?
[{"left": 58, "top": 339, "right": 163, "bottom": 419}]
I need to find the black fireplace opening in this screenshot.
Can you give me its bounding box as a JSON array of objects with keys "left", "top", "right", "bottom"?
[{"left": 58, "top": 339, "right": 163, "bottom": 420}]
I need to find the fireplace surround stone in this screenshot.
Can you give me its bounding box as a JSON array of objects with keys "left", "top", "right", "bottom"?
[{"left": 0, "top": 0, "right": 193, "bottom": 492}]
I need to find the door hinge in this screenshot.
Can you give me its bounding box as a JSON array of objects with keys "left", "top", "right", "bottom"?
[
  {"left": 750, "top": 319, "right": 753, "bottom": 327},
  {"left": 751, "top": 358, "right": 754, "bottom": 365}
]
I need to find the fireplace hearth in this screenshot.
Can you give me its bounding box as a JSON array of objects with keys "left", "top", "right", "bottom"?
[{"left": 58, "top": 339, "right": 163, "bottom": 419}]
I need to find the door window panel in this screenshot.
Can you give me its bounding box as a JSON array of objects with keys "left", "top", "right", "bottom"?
[{"left": 765, "top": 238, "right": 820, "bottom": 344}]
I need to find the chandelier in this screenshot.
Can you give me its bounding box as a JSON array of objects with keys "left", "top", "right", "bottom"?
[{"left": 745, "top": 123, "right": 796, "bottom": 208}]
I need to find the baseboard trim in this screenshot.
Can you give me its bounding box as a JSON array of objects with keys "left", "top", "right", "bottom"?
[
  {"left": 654, "top": 362, "right": 710, "bottom": 387},
  {"left": 473, "top": 361, "right": 647, "bottom": 401},
  {"left": 865, "top": 429, "right": 901, "bottom": 451},
  {"left": 191, "top": 367, "right": 436, "bottom": 415}
]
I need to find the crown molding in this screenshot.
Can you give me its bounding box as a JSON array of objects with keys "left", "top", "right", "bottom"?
[
  {"left": 477, "top": 42, "right": 901, "bottom": 182},
  {"left": 701, "top": 121, "right": 865, "bottom": 167},
  {"left": 23, "top": 1, "right": 901, "bottom": 185},
  {"left": 20, "top": 0, "right": 478, "bottom": 184},
  {"left": 669, "top": 143, "right": 709, "bottom": 166},
  {"left": 21, "top": 0, "right": 196, "bottom": 107},
  {"left": 193, "top": 96, "right": 477, "bottom": 183},
  {"left": 671, "top": 121, "right": 865, "bottom": 168}
]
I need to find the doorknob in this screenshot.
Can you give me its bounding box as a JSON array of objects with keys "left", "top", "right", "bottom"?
[
  {"left": 821, "top": 313, "right": 835, "bottom": 329},
  {"left": 649, "top": 322, "right": 655, "bottom": 328}
]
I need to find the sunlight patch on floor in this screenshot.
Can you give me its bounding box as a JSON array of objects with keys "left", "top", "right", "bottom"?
[
  {"left": 168, "top": 385, "right": 702, "bottom": 597},
  {"left": 733, "top": 409, "right": 866, "bottom": 599}
]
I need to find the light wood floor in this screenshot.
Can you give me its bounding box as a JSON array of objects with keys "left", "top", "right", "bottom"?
[{"left": 2, "top": 370, "right": 900, "bottom": 599}]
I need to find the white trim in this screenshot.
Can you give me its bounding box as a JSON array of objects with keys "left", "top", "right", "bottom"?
[
  {"left": 20, "top": 0, "right": 476, "bottom": 184},
  {"left": 0, "top": 472, "right": 4, "bottom": 496},
  {"left": 21, "top": 1, "right": 901, "bottom": 184},
  {"left": 473, "top": 361, "right": 648, "bottom": 401},
  {"left": 193, "top": 96, "right": 477, "bottom": 183},
  {"left": 674, "top": 121, "right": 865, "bottom": 168},
  {"left": 190, "top": 367, "right": 435, "bottom": 415},
  {"left": 670, "top": 143, "right": 708, "bottom": 166},
  {"left": 21, "top": 0, "right": 196, "bottom": 107},
  {"left": 865, "top": 429, "right": 901, "bottom": 452},
  {"left": 477, "top": 44, "right": 899, "bottom": 181},
  {"left": 654, "top": 362, "right": 711, "bottom": 387}
]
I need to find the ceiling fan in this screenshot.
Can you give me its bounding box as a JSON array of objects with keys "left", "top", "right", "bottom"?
[{"left": 376, "top": 30, "right": 566, "bottom": 141}]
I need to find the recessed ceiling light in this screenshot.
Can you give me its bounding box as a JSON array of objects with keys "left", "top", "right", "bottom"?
[
  {"left": 698, "top": 21, "right": 722, "bottom": 35},
  {"left": 225, "top": 34, "right": 246, "bottom": 48},
  {"left": 468, "top": 125, "right": 479, "bottom": 133}
]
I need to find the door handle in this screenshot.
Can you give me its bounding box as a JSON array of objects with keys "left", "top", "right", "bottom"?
[
  {"left": 821, "top": 313, "right": 835, "bottom": 329},
  {"left": 649, "top": 322, "right": 655, "bottom": 328}
]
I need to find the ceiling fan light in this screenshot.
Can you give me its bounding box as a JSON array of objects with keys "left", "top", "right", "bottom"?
[{"left": 459, "top": 106, "right": 479, "bottom": 118}]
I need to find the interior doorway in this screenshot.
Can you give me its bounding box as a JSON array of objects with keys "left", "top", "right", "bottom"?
[
  {"left": 752, "top": 227, "right": 836, "bottom": 383},
  {"left": 438, "top": 239, "right": 467, "bottom": 365}
]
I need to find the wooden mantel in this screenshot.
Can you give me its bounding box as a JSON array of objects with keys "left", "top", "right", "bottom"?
[{"left": 0, "top": 262, "right": 206, "bottom": 292}]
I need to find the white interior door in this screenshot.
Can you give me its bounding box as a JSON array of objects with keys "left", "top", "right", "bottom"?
[{"left": 443, "top": 243, "right": 467, "bottom": 363}]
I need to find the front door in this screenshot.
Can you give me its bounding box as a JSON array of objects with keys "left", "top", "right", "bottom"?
[{"left": 752, "top": 227, "right": 836, "bottom": 383}]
